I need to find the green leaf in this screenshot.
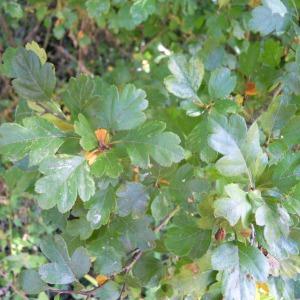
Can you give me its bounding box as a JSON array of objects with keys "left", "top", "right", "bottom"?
[
  {"left": 255, "top": 203, "right": 293, "bottom": 257},
  {"left": 91, "top": 150, "right": 123, "bottom": 178},
  {"left": 63, "top": 75, "right": 100, "bottom": 120},
  {"left": 121, "top": 121, "right": 185, "bottom": 168},
  {"left": 97, "top": 84, "right": 148, "bottom": 131},
  {"left": 89, "top": 230, "right": 124, "bottom": 275},
  {"left": 39, "top": 235, "right": 90, "bottom": 284},
  {"left": 132, "top": 253, "right": 164, "bottom": 286},
  {"left": 260, "top": 95, "right": 297, "bottom": 137},
  {"left": 211, "top": 243, "right": 269, "bottom": 300},
  {"left": 208, "top": 114, "right": 268, "bottom": 185},
  {"left": 164, "top": 214, "right": 211, "bottom": 258},
  {"left": 208, "top": 67, "right": 236, "bottom": 99},
  {"left": 86, "top": 187, "right": 116, "bottom": 229},
  {"left": 66, "top": 216, "right": 93, "bottom": 240},
  {"left": 259, "top": 39, "right": 284, "bottom": 67},
  {"left": 130, "top": 0, "right": 156, "bottom": 25},
  {"left": 249, "top": 0, "right": 289, "bottom": 36},
  {"left": 0, "top": 117, "right": 65, "bottom": 166},
  {"left": 0, "top": 47, "right": 18, "bottom": 77},
  {"left": 214, "top": 184, "right": 251, "bottom": 227},
  {"left": 20, "top": 270, "right": 47, "bottom": 295},
  {"left": 187, "top": 118, "right": 218, "bottom": 163},
  {"left": 86, "top": 0, "right": 110, "bottom": 18},
  {"left": 74, "top": 114, "right": 98, "bottom": 151},
  {"left": 116, "top": 182, "right": 149, "bottom": 217},
  {"left": 164, "top": 54, "right": 204, "bottom": 101},
  {"left": 95, "top": 281, "right": 120, "bottom": 300},
  {"left": 114, "top": 216, "right": 156, "bottom": 251},
  {"left": 11, "top": 48, "right": 56, "bottom": 101},
  {"left": 35, "top": 155, "right": 95, "bottom": 212}
]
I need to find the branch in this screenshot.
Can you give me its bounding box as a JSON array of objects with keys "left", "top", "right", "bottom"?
[{"left": 46, "top": 206, "right": 180, "bottom": 297}]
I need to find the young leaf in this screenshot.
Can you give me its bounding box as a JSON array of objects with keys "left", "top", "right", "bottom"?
[
  {"left": 11, "top": 48, "right": 56, "bottom": 101},
  {"left": 39, "top": 235, "right": 90, "bottom": 284},
  {"left": 121, "top": 121, "right": 185, "bottom": 168},
  {"left": 116, "top": 182, "right": 149, "bottom": 217},
  {"left": 214, "top": 184, "right": 251, "bottom": 227},
  {"left": 211, "top": 243, "right": 269, "bottom": 300},
  {"left": 0, "top": 117, "right": 66, "bottom": 166},
  {"left": 20, "top": 270, "right": 47, "bottom": 295},
  {"left": 74, "top": 114, "right": 98, "bottom": 151},
  {"left": 164, "top": 54, "right": 204, "bottom": 100},
  {"left": 208, "top": 67, "right": 236, "bottom": 99},
  {"left": 35, "top": 155, "right": 95, "bottom": 212}
]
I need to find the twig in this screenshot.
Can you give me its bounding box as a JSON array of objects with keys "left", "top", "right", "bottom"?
[
  {"left": 154, "top": 205, "right": 180, "bottom": 233},
  {"left": 43, "top": 206, "right": 180, "bottom": 297}
]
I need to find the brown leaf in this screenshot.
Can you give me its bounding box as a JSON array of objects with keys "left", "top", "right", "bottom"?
[{"left": 245, "top": 82, "right": 257, "bottom": 96}]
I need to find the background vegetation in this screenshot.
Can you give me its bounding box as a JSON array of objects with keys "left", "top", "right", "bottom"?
[{"left": 1, "top": 0, "right": 300, "bottom": 299}]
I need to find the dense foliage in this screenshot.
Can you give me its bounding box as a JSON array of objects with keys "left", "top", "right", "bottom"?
[{"left": 1, "top": 0, "right": 300, "bottom": 299}]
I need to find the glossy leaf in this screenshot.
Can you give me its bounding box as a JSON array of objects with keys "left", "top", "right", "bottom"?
[{"left": 35, "top": 155, "right": 95, "bottom": 212}]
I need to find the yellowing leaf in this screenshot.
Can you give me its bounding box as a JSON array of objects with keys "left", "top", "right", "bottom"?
[
  {"left": 85, "top": 149, "right": 102, "bottom": 166},
  {"left": 96, "top": 274, "right": 109, "bottom": 286},
  {"left": 95, "top": 128, "right": 110, "bottom": 148},
  {"left": 25, "top": 41, "right": 47, "bottom": 64}
]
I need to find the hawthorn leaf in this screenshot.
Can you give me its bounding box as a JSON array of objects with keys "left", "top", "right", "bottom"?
[
  {"left": 91, "top": 150, "right": 123, "bottom": 178},
  {"left": 130, "top": 0, "right": 156, "bottom": 25},
  {"left": 97, "top": 84, "right": 148, "bottom": 131},
  {"left": 285, "top": 183, "right": 300, "bottom": 216},
  {"left": 260, "top": 95, "right": 297, "bottom": 137},
  {"left": 66, "top": 216, "right": 93, "bottom": 240},
  {"left": 95, "top": 282, "right": 120, "bottom": 300},
  {"left": 116, "top": 182, "right": 149, "bottom": 217},
  {"left": 89, "top": 230, "right": 124, "bottom": 275},
  {"left": 208, "top": 114, "right": 268, "bottom": 185},
  {"left": 74, "top": 114, "right": 98, "bottom": 151},
  {"left": 214, "top": 184, "right": 251, "bottom": 227},
  {"left": 64, "top": 75, "right": 100, "bottom": 119},
  {"left": 187, "top": 118, "right": 218, "bottom": 163},
  {"left": 25, "top": 41, "right": 47, "bottom": 64},
  {"left": 20, "top": 270, "right": 47, "bottom": 295},
  {"left": 0, "top": 117, "right": 65, "bottom": 166},
  {"left": 121, "top": 121, "right": 185, "bottom": 168},
  {"left": 272, "top": 153, "right": 300, "bottom": 193},
  {"left": 11, "top": 48, "right": 56, "bottom": 101},
  {"left": 114, "top": 216, "right": 156, "bottom": 251},
  {"left": 39, "top": 235, "right": 90, "bottom": 284},
  {"left": 211, "top": 243, "right": 269, "bottom": 300},
  {"left": 35, "top": 155, "right": 95, "bottom": 213},
  {"left": 0, "top": 47, "right": 18, "bottom": 77},
  {"left": 86, "top": 187, "right": 116, "bottom": 229},
  {"left": 132, "top": 253, "right": 164, "bottom": 286},
  {"left": 164, "top": 214, "right": 211, "bottom": 258},
  {"left": 269, "top": 277, "right": 295, "bottom": 300},
  {"left": 86, "top": 0, "right": 110, "bottom": 18},
  {"left": 249, "top": 0, "right": 289, "bottom": 36},
  {"left": 164, "top": 54, "right": 204, "bottom": 100},
  {"left": 208, "top": 67, "right": 236, "bottom": 99}
]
